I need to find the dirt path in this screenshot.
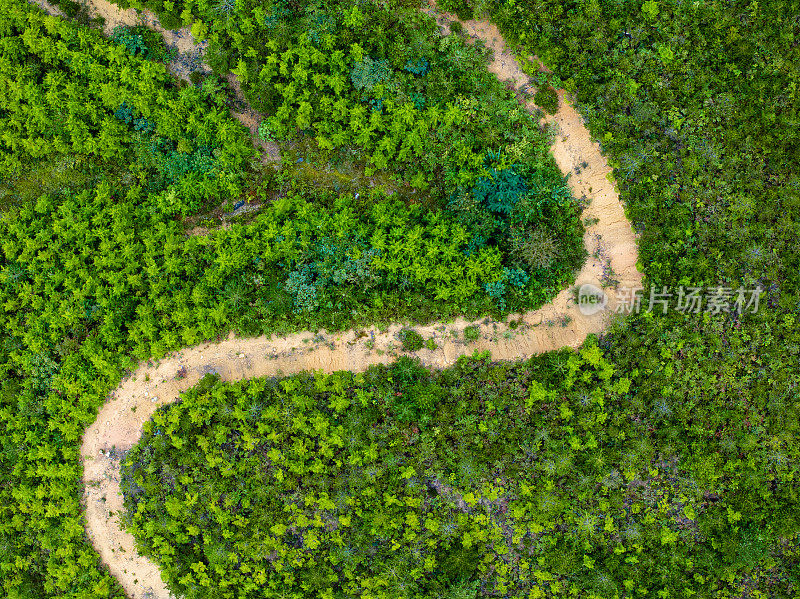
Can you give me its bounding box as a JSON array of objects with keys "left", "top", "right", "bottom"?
[
  {"left": 77, "top": 6, "right": 643, "bottom": 599},
  {"left": 224, "top": 72, "right": 282, "bottom": 164},
  {"left": 29, "top": 0, "right": 65, "bottom": 17}
]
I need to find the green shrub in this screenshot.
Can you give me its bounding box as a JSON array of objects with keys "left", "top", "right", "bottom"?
[
  {"left": 59, "top": 0, "right": 80, "bottom": 17},
  {"left": 399, "top": 328, "right": 425, "bottom": 351},
  {"left": 350, "top": 56, "right": 397, "bottom": 99},
  {"left": 189, "top": 71, "right": 204, "bottom": 86},
  {"left": 439, "top": 545, "right": 483, "bottom": 583},
  {"left": 445, "top": 577, "right": 480, "bottom": 599},
  {"left": 438, "top": 0, "right": 475, "bottom": 20},
  {"left": 111, "top": 25, "right": 175, "bottom": 62},
  {"left": 204, "top": 41, "right": 233, "bottom": 75},
  {"left": 463, "top": 324, "right": 480, "bottom": 342},
  {"left": 158, "top": 10, "right": 183, "bottom": 30},
  {"left": 534, "top": 84, "right": 559, "bottom": 114}
]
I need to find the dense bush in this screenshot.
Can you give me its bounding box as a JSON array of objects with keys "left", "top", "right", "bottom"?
[
  {"left": 399, "top": 328, "right": 425, "bottom": 351},
  {"left": 0, "top": 3, "right": 254, "bottom": 215},
  {"left": 437, "top": 0, "right": 475, "bottom": 20},
  {"left": 2, "top": 0, "right": 799, "bottom": 597},
  {"left": 533, "top": 85, "right": 558, "bottom": 114},
  {"left": 116, "top": 0, "right": 569, "bottom": 207},
  {"left": 121, "top": 343, "right": 800, "bottom": 598},
  {"left": 111, "top": 24, "right": 175, "bottom": 61}
]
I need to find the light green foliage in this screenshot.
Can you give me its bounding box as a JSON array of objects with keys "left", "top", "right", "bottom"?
[
  {"left": 641, "top": 0, "right": 659, "bottom": 20},
  {"left": 120, "top": 340, "right": 800, "bottom": 598},
  {"left": 194, "top": 0, "right": 567, "bottom": 203},
  {"left": 0, "top": 3, "right": 253, "bottom": 215}
]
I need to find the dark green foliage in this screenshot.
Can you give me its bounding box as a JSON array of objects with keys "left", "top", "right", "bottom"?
[
  {"left": 157, "top": 10, "right": 182, "bottom": 30},
  {"left": 262, "top": 0, "right": 291, "bottom": 29},
  {"left": 119, "top": 343, "right": 800, "bottom": 598},
  {"left": 399, "top": 328, "right": 425, "bottom": 352},
  {"left": 111, "top": 25, "right": 175, "bottom": 62},
  {"left": 439, "top": 545, "right": 483, "bottom": 582},
  {"left": 281, "top": 236, "right": 380, "bottom": 314},
  {"left": 484, "top": 266, "right": 530, "bottom": 310},
  {"left": 404, "top": 57, "right": 430, "bottom": 76},
  {"left": 438, "top": 0, "right": 475, "bottom": 21},
  {"left": 58, "top": 0, "right": 81, "bottom": 16},
  {"left": 444, "top": 161, "right": 585, "bottom": 309},
  {"left": 189, "top": 70, "right": 204, "bottom": 85},
  {"left": 283, "top": 264, "right": 320, "bottom": 313},
  {"left": 472, "top": 166, "right": 528, "bottom": 217},
  {"left": 533, "top": 84, "right": 558, "bottom": 114},
  {"left": 204, "top": 41, "right": 233, "bottom": 75}
]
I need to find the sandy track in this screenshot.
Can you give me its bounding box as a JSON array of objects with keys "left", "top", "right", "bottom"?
[
  {"left": 28, "top": 0, "right": 65, "bottom": 16},
  {"left": 74, "top": 4, "right": 642, "bottom": 598}
]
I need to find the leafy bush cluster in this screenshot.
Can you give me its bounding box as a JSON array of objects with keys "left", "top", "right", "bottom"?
[
  {"left": 121, "top": 343, "right": 800, "bottom": 599},
  {"left": 404, "top": 57, "right": 430, "bottom": 76},
  {"left": 152, "top": 0, "right": 563, "bottom": 204},
  {"left": 2, "top": 0, "right": 800, "bottom": 597},
  {"left": 237, "top": 26, "right": 539, "bottom": 193},
  {"left": 437, "top": 0, "right": 475, "bottom": 21},
  {"left": 399, "top": 328, "right": 425, "bottom": 352},
  {"left": 447, "top": 160, "right": 585, "bottom": 306},
  {"left": 0, "top": 3, "right": 253, "bottom": 215},
  {"left": 350, "top": 55, "right": 396, "bottom": 97},
  {"left": 111, "top": 24, "right": 175, "bottom": 61},
  {"left": 42, "top": 0, "right": 587, "bottom": 310},
  {"left": 533, "top": 85, "right": 558, "bottom": 114},
  {"left": 233, "top": 190, "right": 578, "bottom": 319}
]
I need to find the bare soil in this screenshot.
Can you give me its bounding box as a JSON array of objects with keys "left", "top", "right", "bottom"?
[
  {"left": 29, "top": 0, "right": 65, "bottom": 16},
  {"left": 75, "top": 3, "right": 642, "bottom": 597}
]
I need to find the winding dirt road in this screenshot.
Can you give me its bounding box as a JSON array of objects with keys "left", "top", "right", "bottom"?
[{"left": 54, "top": 3, "right": 645, "bottom": 597}]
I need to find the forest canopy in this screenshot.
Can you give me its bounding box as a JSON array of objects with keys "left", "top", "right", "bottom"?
[{"left": 0, "top": 0, "right": 798, "bottom": 597}]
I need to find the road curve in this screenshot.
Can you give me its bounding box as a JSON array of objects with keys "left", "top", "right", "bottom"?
[{"left": 78, "top": 5, "right": 644, "bottom": 598}]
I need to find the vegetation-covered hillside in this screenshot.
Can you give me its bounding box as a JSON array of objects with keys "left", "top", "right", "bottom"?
[
  {"left": 121, "top": 344, "right": 798, "bottom": 598},
  {"left": 0, "top": 0, "right": 798, "bottom": 597}
]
